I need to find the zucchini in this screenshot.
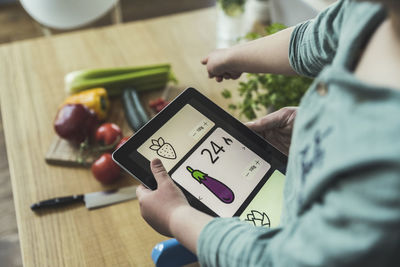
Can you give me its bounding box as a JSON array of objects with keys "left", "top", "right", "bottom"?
[{"left": 122, "top": 88, "right": 149, "bottom": 131}]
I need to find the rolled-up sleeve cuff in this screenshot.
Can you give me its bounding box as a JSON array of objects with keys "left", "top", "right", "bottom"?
[
  {"left": 289, "top": 20, "right": 316, "bottom": 77},
  {"left": 197, "top": 217, "right": 241, "bottom": 265}
]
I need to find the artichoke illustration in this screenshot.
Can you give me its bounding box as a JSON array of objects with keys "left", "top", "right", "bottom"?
[{"left": 245, "top": 210, "right": 271, "bottom": 227}]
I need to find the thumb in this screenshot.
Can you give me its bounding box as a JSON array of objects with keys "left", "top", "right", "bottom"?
[
  {"left": 136, "top": 184, "right": 151, "bottom": 200},
  {"left": 150, "top": 158, "right": 169, "bottom": 184},
  {"left": 245, "top": 121, "right": 256, "bottom": 129},
  {"left": 246, "top": 110, "right": 283, "bottom": 132},
  {"left": 245, "top": 121, "right": 268, "bottom": 133},
  {"left": 201, "top": 56, "right": 208, "bottom": 65}
]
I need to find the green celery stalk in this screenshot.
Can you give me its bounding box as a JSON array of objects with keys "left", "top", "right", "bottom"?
[
  {"left": 76, "top": 63, "right": 170, "bottom": 79},
  {"left": 65, "top": 64, "right": 172, "bottom": 96},
  {"left": 106, "top": 79, "right": 169, "bottom": 96},
  {"left": 72, "top": 68, "right": 168, "bottom": 91}
]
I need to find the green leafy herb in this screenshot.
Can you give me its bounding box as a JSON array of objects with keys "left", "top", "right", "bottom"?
[
  {"left": 221, "top": 89, "right": 232, "bottom": 99},
  {"left": 264, "top": 23, "right": 286, "bottom": 35},
  {"left": 217, "top": 0, "right": 245, "bottom": 16}
]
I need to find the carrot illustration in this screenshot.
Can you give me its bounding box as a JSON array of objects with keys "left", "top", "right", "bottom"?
[{"left": 186, "top": 166, "right": 234, "bottom": 204}]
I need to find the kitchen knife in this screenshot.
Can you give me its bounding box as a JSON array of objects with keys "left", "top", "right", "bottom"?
[{"left": 31, "top": 185, "right": 137, "bottom": 211}]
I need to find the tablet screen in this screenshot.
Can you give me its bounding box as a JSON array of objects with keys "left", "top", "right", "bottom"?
[
  {"left": 136, "top": 103, "right": 278, "bottom": 218},
  {"left": 115, "top": 88, "right": 287, "bottom": 224}
]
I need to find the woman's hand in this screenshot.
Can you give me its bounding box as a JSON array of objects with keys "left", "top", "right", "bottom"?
[
  {"left": 136, "top": 159, "right": 214, "bottom": 253},
  {"left": 201, "top": 48, "right": 243, "bottom": 82},
  {"left": 246, "top": 107, "right": 297, "bottom": 156},
  {"left": 136, "top": 158, "right": 190, "bottom": 237}
]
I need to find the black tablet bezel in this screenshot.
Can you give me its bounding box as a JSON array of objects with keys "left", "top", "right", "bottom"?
[{"left": 113, "top": 87, "right": 287, "bottom": 217}]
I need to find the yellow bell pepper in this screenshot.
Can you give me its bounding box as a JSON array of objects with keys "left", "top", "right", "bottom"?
[{"left": 63, "top": 88, "right": 109, "bottom": 120}]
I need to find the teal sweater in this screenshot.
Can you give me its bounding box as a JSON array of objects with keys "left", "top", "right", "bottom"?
[{"left": 197, "top": 1, "right": 400, "bottom": 266}]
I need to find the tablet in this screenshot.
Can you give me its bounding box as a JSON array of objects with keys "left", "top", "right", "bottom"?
[{"left": 113, "top": 87, "right": 287, "bottom": 220}]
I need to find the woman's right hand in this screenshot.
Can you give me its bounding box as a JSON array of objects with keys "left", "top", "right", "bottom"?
[
  {"left": 201, "top": 48, "right": 243, "bottom": 82},
  {"left": 246, "top": 107, "right": 297, "bottom": 156}
]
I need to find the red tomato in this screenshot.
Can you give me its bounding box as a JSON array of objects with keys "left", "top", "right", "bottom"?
[
  {"left": 91, "top": 153, "right": 121, "bottom": 184},
  {"left": 148, "top": 99, "right": 157, "bottom": 108},
  {"left": 155, "top": 101, "right": 169, "bottom": 113},
  {"left": 95, "top": 123, "right": 122, "bottom": 145},
  {"left": 115, "top": 136, "right": 130, "bottom": 150},
  {"left": 149, "top": 97, "right": 165, "bottom": 109}
]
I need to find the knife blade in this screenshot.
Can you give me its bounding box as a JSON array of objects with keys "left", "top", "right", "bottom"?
[{"left": 30, "top": 185, "right": 137, "bottom": 211}]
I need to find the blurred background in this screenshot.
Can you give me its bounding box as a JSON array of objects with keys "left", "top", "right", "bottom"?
[
  {"left": 0, "top": 1, "right": 334, "bottom": 266},
  {"left": 0, "top": 0, "right": 216, "bottom": 44}
]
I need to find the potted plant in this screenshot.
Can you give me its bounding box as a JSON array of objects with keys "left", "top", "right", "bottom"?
[{"left": 216, "top": 0, "right": 246, "bottom": 48}]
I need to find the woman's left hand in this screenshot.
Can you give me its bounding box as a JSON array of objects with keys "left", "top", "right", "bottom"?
[{"left": 136, "top": 158, "right": 190, "bottom": 237}]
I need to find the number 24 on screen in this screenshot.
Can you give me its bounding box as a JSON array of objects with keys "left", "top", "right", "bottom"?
[{"left": 201, "top": 137, "right": 232, "bottom": 164}]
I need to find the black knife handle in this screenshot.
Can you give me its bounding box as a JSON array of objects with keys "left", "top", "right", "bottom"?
[{"left": 31, "top": 195, "right": 84, "bottom": 211}]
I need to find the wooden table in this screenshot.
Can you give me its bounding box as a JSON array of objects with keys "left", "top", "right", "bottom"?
[{"left": 0, "top": 8, "right": 241, "bottom": 266}]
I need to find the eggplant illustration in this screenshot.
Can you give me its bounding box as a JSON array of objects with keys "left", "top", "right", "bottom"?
[{"left": 186, "top": 166, "right": 234, "bottom": 204}]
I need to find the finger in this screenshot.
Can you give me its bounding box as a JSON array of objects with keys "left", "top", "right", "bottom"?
[
  {"left": 247, "top": 111, "right": 281, "bottom": 132},
  {"left": 261, "top": 110, "right": 284, "bottom": 128},
  {"left": 201, "top": 56, "right": 208, "bottom": 65},
  {"left": 150, "top": 158, "right": 169, "bottom": 184},
  {"left": 245, "top": 121, "right": 265, "bottom": 134},
  {"left": 245, "top": 121, "right": 256, "bottom": 129},
  {"left": 223, "top": 73, "right": 231, "bottom": 80},
  {"left": 216, "top": 76, "right": 223, "bottom": 82},
  {"left": 136, "top": 184, "right": 151, "bottom": 200},
  {"left": 230, "top": 73, "right": 241, "bottom": 79}
]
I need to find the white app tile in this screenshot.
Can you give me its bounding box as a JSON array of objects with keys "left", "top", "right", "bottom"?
[{"left": 171, "top": 127, "right": 271, "bottom": 217}]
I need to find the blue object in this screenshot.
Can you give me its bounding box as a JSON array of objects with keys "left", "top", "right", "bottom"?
[{"left": 151, "top": 239, "right": 197, "bottom": 267}]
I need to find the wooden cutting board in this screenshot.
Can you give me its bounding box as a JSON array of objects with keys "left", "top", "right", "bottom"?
[
  {"left": 45, "top": 136, "right": 97, "bottom": 166},
  {"left": 45, "top": 87, "right": 181, "bottom": 167}
]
